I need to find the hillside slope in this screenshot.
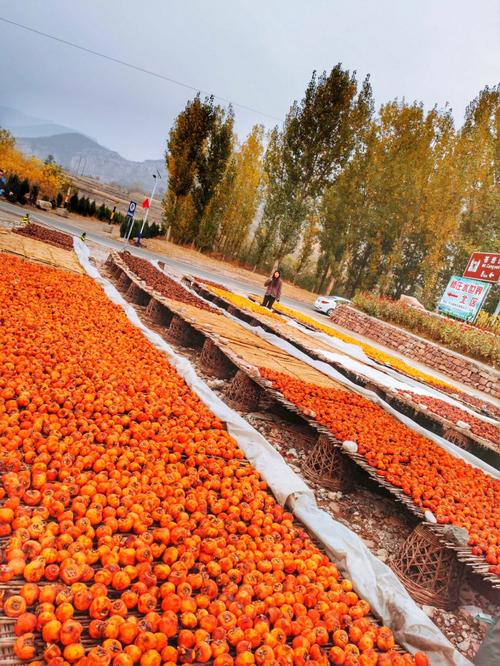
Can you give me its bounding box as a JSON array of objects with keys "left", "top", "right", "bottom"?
[{"left": 16, "top": 133, "right": 166, "bottom": 192}]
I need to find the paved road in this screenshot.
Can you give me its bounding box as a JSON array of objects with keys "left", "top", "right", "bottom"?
[{"left": 0, "top": 199, "right": 323, "bottom": 318}]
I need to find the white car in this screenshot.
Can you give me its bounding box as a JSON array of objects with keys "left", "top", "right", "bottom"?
[{"left": 314, "top": 295, "right": 351, "bottom": 316}]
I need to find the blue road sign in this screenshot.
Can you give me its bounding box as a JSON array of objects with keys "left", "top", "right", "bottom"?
[{"left": 127, "top": 201, "right": 137, "bottom": 218}]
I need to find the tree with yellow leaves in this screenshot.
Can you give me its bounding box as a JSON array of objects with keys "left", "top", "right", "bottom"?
[
  {"left": 0, "top": 128, "right": 69, "bottom": 200},
  {"left": 203, "top": 124, "right": 265, "bottom": 259}
]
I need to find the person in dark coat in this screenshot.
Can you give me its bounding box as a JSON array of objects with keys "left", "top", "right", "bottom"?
[{"left": 263, "top": 270, "right": 282, "bottom": 309}]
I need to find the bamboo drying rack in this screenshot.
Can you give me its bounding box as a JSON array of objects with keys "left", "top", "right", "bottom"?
[
  {"left": 108, "top": 254, "right": 500, "bottom": 590},
  {"left": 0, "top": 228, "right": 83, "bottom": 274},
  {"left": 186, "top": 278, "right": 500, "bottom": 458}
]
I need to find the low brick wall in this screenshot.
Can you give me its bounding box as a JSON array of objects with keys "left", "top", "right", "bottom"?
[{"left": 329, "top": 305, "right": 499, "bottom": 397}]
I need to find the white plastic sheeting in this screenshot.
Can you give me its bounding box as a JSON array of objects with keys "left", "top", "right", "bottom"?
[
  {"left": 286, "top": 320, "right": 498, "bottom": 426},
  {"left": 315, "top": 348, "right": 498, "bottom": 426},
  {"left": 74, "top": 241, "right": 471, "bottom": 666},
  {"left": 218, "top": 311, "right": 500, "bottom": 480},
  {"left": 287, "top": 317, "right": 376, "bottom": 364}
]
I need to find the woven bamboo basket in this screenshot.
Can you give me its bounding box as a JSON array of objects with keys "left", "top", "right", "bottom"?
[
  {"left": 167, "top": 315, "right": 204, "bottom": 348},
  {"left": 199, "top": 339, "right": 237, "bottom": 379},
  {"left": 391, "top": 524, "right": 465, "bottom": 609},
  {"left": 145, "top": 297, "right": 174, "bottom": 328},
  {"left": 226, "top": 371, "right": 262, "bottom": 411},
  {"left": 442, "top": 427, "right": 471, "bottom": 451},
  {"left": 303, "top": 434, "right": 355, "bottom": 492},
  {"left": 126, "top": 281, "right": 151, "bottom": 307}
]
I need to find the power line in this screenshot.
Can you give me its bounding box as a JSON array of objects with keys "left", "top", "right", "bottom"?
[{"left": 0, "top": 15, "right": 281, "bottom": 123}]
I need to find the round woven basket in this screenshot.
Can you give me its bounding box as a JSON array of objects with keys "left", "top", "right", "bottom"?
[
  {"left": 303, "top": 434, "right": 354, "bottom": 492},
  {"left": 226, "top": 370, "right": 261, "bottom": 412},
  {"left": 145, "top": 297, "right": 172, "bottom": 327},
  {"left": 199, "top": 339, "right": 236, "bottom": 379},
  {"left": 391, "top": 524, "right": 465, "bottom": 609},
  {"left": 167, "top": 316, "right": 203, "bottom": 348}
]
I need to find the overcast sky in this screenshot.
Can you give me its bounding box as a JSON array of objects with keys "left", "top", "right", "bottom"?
[{"left": 1, "top": 0, "right": 499, "bottom": 161}]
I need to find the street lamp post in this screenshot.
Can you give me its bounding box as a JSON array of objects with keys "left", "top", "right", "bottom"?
[
  {"left": 140, "top": 173, "right": 160, "bottom": 235},
  {"left": 126, "top": 171, "right": 161, "bottom": 242}
]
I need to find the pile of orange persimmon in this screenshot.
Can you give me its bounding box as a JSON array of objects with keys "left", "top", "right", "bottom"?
[
  {"left": 14, "top": 223, "right": 74, "bottom": 251},
  {"left": 119, "top": 253, "right": 218, "bottom": 314},
  {"left": 398, "top": 392, "right": 499, "bottom": 445},
  {"left": 260, "top": 369, "right": 500, "bottom": 575},
  {"left": 0, "top": 254, "right": 428, "bottom": 666}
]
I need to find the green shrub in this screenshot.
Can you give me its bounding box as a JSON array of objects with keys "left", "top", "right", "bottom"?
[{"left": 352, "top": 292, "right": 499, "bottom": 367}]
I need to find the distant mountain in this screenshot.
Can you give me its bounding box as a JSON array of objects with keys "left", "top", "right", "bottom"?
[
  {"left": 0, "top": 106, "right": 77, "bottom": 138},
  {"left": 1, "top": 107, "right": 166, "bottom": 192},
  {"left": 16, "top": 133, "right": 166, "bottom": 193}
]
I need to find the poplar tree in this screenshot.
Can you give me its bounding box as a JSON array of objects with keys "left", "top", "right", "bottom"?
[
  {"left": 194, "top": 105, "right": 234, "bottom": 250},
  {"left": 163, "top": 95, "right": 233, "bottom": 247},
  {"left": 449, "top": 85, "right": 499, "bottom": 275},
  {"left": 254, "top": 66, "right": 373, "bottom": 268},
  {"left": 205, "top": 124, "right": 265, "bottom": 259}
]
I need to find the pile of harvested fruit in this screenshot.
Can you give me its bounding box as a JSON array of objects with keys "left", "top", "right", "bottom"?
[
  {"left": 0, "top": 254, "right": 429, "bottom": 666},
  {"left": 14, "top": 223, "right": 74, "bottom": 251},
  {"left": 259, "top": 369, "right": 500, "bottom": 574},
  {"left": 398, "top": 392, "right": 499, "bottom": 444},
  {"left": 199, "top": 284, "right": 283, "bottom": 322},
  {"left": 265, "top": 301, "right": 499, "bottom": 419},
  {"left": 192, "top": 277, "right": 228, "bottom": 291},
  {"left": 119, "top": 253, "right": 218, "bottom": 313}
]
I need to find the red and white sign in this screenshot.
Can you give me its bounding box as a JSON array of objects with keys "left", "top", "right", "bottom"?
[{"left": 463, "top": 252, "right": 500, "bottom": 284}]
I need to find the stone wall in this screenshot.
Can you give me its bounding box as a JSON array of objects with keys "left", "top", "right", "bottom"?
[{"left": 329, "top": 305, "right": 499, "bottom": 397}]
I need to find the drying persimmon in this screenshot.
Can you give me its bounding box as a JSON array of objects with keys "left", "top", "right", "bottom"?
[{"left": 0, "top": 255, "right": 428, "bottom": 665}]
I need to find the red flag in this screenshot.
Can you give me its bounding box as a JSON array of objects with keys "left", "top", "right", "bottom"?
[{"left": 142, "top": 198, "right": 150, "bottom": 209}]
